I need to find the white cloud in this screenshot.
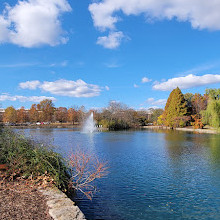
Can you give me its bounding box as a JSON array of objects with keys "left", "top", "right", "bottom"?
[
  {"left": 142, "top": 77, "right": 151, "bottom": 83},
  {"left": 0, "top": 93, "right": 56, "bottom": 102},
  {"left": 105, "top": 86, "right": 110, "bottom": 91},
  {"left": 0, "top": 0, "right": 71, "bottom": 47},
  {"left": 19, "top": 80, "right": 41, "bottom": 90},
  {"left": 134, "top": 84, "right": 139, "bottom": 88},
  {"left": 147, "top": 98, "right": 154, "bottom": 102},
  {"left": 89, "top": 0, "right": 220, "bottom": 31},
  {"left": 147, "top": 97, "right": 167, "bottom": 106},
  {"left": 20, "top": 79, "right": 103, "bottom": 98},
  {"left": 153, "top": 74, "right": 220, "bottom": 91},
  {"left": 97, "top": 31, "right": 124, "bottom": 49},
  {"left": 40, "top": 79, "right": 101, "bottom": 97}
]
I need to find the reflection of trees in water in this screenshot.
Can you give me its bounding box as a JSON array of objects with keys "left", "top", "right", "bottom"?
[
  {"left": 209, "top": 136, "right": 220, "bottom": 164},
  {"left": 165, "top": 131, "right": 212, "bottom": 158},
  {"left": 164, "top": 131, "right": 220, "bottom": 174}
]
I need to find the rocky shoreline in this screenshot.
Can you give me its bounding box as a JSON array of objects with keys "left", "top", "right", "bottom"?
[
  {"left": 0, "top": 174, "right": 86, "bottom": 220},
  {"left": 39, "top": 187, "right": 86, "bottom": 220}
]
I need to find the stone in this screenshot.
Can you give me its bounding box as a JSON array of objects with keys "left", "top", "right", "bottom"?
[{"left": 39, "top": 187, "right": 86, "bottom": 220}]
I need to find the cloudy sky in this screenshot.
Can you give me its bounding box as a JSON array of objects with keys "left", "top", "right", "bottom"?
[{"left": 1, "top": 0, "right": 220, "bottom": 110}]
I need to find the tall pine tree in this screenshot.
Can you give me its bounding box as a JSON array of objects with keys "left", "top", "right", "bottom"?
[{"left": 163, "top": 87, "right": 188, "bottom": 127}]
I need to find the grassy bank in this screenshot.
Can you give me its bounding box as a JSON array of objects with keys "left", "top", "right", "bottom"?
[
  {"left": 0, "top": 126, "right": 70, "bottom": 190},
  {"left": 0, "top": 126, "right": 108, "bottom": 199}
]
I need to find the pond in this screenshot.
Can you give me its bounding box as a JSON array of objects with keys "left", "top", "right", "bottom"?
[{"left": 16, "top": 128, "right": 220, "bottom": 220}]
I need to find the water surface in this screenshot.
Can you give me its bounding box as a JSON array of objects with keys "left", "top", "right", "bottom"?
[{"left": 17, "top": 128, "right": 220, "bottom": 219}]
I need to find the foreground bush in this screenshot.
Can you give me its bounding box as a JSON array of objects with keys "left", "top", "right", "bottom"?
[
  {"left": 0, "top": 127, "right": 70, "bottom": 190},
  {"left": 0, "top": 127, "right": 108, "bottom": 199}
]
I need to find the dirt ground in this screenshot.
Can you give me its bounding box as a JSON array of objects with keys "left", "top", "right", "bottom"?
[{"left": 0, "top": 172, "right": 52, "bottom": 220}]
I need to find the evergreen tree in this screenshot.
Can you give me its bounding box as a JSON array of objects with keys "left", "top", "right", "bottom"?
[{"left": 163, "top": 87, "right": 188, "bottom": 127}]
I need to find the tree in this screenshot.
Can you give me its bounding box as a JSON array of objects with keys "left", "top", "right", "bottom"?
[
  {"left": 205, "top": 88, "right": 220, "bottom": 100},
  {"left": 38, "top": 99, "right": 55, "bottom": 122},
  {"left": 163, "top": 87, "right": 188, "bottom": 127},
  {"left": 68, "top": 150, "right": 108, "bottom": 200},
  {"left": 17, "top": 107, "right": 28, "bottom": 123},
  {"left": 149, "top": 108, "right": 164, "bottom": 124},
  {"left": 184, "top": 93, "right": 193, "bottom": 114},
  {"left": 55, "top": 107, "right": 68, "bottom": 123},
  {"left": 3, "top": 106, "right": 17, "bottom": 123},
  {"left": 29, "top": 104, "right": 39, "bottom": 122},
  {"left": 202, "top": 96, "right": 220, "bottom": 128},
  {"left": 68, "top": 108, "right": 77, "bottom": 124},
  {"left": 191, "top": 93, "right": 208, "bottom": 115}
]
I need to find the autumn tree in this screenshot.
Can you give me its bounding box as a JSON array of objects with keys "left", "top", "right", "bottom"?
[
  {"left": 68, "top": 108, "right": 77, "bottom": 124},
  {"left": 163, "top": 87, "right": 188, "bottom": 127},
  {"left": 55, "top": 107, "right": 68, "bottom": 123},
  {"left": 3, "top": 106, "right": 17, "bottom": 123},
  {"left": 17, "top": 107, "right": 29, "bottom": 123},
  {"left": 191, "top": 93, "right": 208, "bottom": 115},
  {"left": 29, "top": 104, "right": 39, "bottom": 122},
  {"left": 37, "top": 99, "right": 55, "bottom": 122}
]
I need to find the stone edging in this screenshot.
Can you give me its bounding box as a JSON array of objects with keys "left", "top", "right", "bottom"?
[{"left": 39, "top": 187, "right": 86, "bottom": 220}]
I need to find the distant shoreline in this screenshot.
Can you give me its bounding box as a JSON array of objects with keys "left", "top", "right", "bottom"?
[
  {"left": 3, "top": 123, "right": 219, "bottom": 134},
  {"left": 143, "top": 125, "right": 219, "bottom": 134}
]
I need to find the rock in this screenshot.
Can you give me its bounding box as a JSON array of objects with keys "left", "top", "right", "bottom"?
[{"left": 39, "top": 187, "right": 86, "bottom": 220}]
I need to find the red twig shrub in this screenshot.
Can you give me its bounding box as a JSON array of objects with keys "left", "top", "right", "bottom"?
[{"left": 68, "top": 150, "right": 108, "bottom": 200}]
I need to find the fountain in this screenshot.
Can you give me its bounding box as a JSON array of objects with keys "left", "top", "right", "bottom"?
[{"left": 82, "top": 112, "right": 97, "bottom": 133}]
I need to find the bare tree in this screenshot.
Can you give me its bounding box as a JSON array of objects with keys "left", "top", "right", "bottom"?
[{"left": 68, "top": 150, "right": 108, "bottom": 200}]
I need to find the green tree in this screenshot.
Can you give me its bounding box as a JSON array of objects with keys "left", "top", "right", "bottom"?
[
  {"left": 202, "top": 89, "right": 220, "bottom": 128},
  {"left": 205, "top": 88, "right": 220, "bottom": 100},
  {"left": 149, "top": 108, "right": 164, "bottom": 123},
  {"left": 163, "top": 87, "right": 188, "bottom": 127},
  {"left": 202, "top": 99, "right": 220, "bottom": 128}
]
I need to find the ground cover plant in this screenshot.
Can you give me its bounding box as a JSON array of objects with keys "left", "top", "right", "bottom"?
[{"left": 0, "top": 126, "right": 107, "bottom": 199}]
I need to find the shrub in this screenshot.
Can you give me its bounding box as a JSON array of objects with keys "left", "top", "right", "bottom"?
[
  {"left": 0, "top": 128, "right": 70, "bottom": 190},
  {"left": 0, "top": 127, "right": 108, "bottom": 199},
  {"left": 191, "top": 114, "right": 204, "bottom": 129}
]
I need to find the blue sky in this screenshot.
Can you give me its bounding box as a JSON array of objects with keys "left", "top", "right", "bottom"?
[{"left": 1, "top": 0, "right": 220, "bottom": 110}]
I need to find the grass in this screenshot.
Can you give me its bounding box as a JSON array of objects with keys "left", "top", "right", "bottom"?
[{"left": 0, "top": 126, "right": 70, "bottom": 190}]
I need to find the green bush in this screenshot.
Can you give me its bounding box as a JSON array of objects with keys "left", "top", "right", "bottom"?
[{"left": 0, "top": 128, "right": 70, "bottom": 190}]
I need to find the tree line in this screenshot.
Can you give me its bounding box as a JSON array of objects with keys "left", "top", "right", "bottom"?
[
  {"left": 158, "top": 87, "right": 220, "bottom": 129},
  {"left": 0, "top": 99, "right": 162, "bottom": 129},
  {"left": 3, "top": 87, "right": 217, "bottom": 130},
  {"left": 1, "top": 99, "right": 86, "bottom": 125}
]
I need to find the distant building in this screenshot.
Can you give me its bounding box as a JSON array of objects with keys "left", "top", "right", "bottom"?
[{"left": 0, "top": 108, "right": 5, "bottom": 122}]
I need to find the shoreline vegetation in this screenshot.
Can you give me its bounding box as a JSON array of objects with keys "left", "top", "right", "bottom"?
[
  {"left": 0, "top": 125, "right": 108, "bottom": 201},
  {"left": 2, "top": 122, "right": 219, "bottom": 134}
]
